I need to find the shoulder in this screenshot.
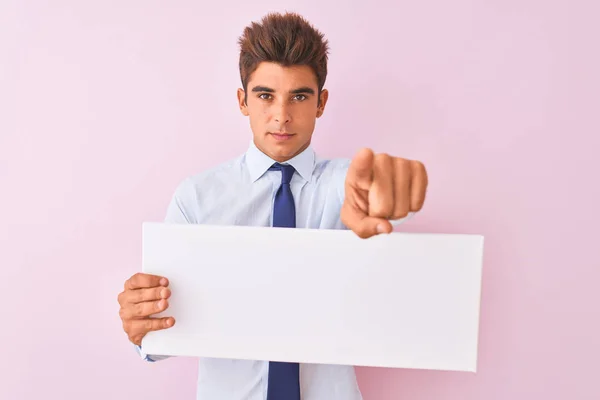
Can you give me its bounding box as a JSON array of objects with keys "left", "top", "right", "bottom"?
[
  {"left": 312, "top": 156, "right": 351, "bottom": 203},
  {"left": 173, "top": 155, "right": 244, "bottom": 198},
  {"left": 313, "top": 157, "right": 351, "bottom": 187},
  {"left": 165, "top": 155, "right": 244, "bottom": 221},
  {"left": 314, "top": 156, "right": 351, "bottom": 177}
]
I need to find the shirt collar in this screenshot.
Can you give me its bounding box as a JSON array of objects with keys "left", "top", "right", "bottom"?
[{"left": 245, "top": 140, "right": 315, "bottom": 183}]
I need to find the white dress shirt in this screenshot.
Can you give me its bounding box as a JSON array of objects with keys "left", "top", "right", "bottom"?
[{"left": 136, "top": 140, "right": 363, "bottom": 399}]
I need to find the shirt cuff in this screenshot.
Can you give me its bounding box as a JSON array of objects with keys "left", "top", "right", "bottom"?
[
  {"left": 134, "top": 343, "right": 172, "bottom": 362},
  {"left": 134, "top": 344, "right": 156, "bottom": 362}
]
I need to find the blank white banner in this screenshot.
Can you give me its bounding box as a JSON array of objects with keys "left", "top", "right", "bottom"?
[{"left": 141, "top": 222, "right": 484, "bottom": 372}]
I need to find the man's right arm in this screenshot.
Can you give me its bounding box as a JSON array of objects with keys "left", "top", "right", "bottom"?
[
  {"left": 119, "top": 179, "right": 198, "bottom": 362},
  {"left": 118, "top": 272, "right": 174, "bottom": 361}
]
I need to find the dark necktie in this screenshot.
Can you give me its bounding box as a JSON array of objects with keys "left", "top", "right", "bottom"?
[{"left": 266, "top": 162, "right": 300, "bottom": 400}]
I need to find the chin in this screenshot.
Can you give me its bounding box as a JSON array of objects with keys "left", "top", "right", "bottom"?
[
  {"left": 268, "top": 145, "right": 302, "bottom": 161},
  {"left": 256, "top": 135, "right": 309, "bottom": 161},
  {"left": 271, "top": 148, "right": 297, "bottom": 160}
]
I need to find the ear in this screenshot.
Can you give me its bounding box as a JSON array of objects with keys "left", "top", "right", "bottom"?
[
  {"left": 237, "top": 88, "right": 249, "bottom": 116},
  {"left": 316, "top": 89, "right": 329, "bottom": 118}
]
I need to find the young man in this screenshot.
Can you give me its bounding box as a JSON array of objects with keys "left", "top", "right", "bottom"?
[{"left": 117, "top": 12, "right": 428, "bottom": 400}]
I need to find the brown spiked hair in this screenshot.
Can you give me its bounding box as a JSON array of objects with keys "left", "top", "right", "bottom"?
[{"left": 238, "top": 12, "right": 329, "bottom": 104}]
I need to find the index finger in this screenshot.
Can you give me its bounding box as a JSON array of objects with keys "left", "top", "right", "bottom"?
[
  {"left": 125, "top": 273, "right": 169, "bottom": 290},
  {"left": 346, "top": 148, "right": 375, "bottom": 191}
]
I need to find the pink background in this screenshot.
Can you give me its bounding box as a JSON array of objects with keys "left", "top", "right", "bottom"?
[{"left": 1, "top": 1, "right": 599, "bottom": 399}]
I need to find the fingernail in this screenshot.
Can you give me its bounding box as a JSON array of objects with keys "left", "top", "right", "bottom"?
[
  {"left": 377, "top": 224, "right": 388, "bottom": 234},
  {"left": 166, "top": 318, "right": 174, "bottom": 327},
  {"left": 160, "top": 288, "right": 168, "bottom": 298},
  {"left": 157, "top": 300, "right": 164, "bottom": 310},
  {"left": 160, "top": 278, "right": 168, "bottom": 286}
]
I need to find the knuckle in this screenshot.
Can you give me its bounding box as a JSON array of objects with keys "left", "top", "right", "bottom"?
[
  {"left": 155, "top": 299, "right": 167, "bottom": 311},
  {"left": 159, "top": 318, "right": 168, "bottom": 329},
  {"left": 394, "top": 202, "right": 410, "bottom": 214},
  {"left": 125, "top": 274, "right": 135, "bottom": 289},
  {"left": 129, "top": 333, "right": 141, "bottom": 345},
  {"left": 370, "top": 198, "right": 393, "bottom": 218},
  {"left": 134, "top": 289, "right": 145, "bottom": 303},
  {"left": 132, "top": 335, "right": 143, "bottom": 345},
  {"left": 393, "top": 209, "right": 409, "bottom": 219},
  {"left": 374, "top": 153, "right": 390, "bottom": 166},
  {"left": 144, "top": 319, "right": 153, "bottom": 332},
  {"left": 134, "top": 303, "right": 144, "bottom": 317},
  {"left": 370, "top": 206, "right": 387, "bottom": 218},
  {"left": 356, "top": 226, "right": 371, "bottom": 239},
  {"left": 395, "top": 157, "right": 409, "bottom": 169},
  {"left": 412, "top": 200, "right": 424, "bottom": 211}
]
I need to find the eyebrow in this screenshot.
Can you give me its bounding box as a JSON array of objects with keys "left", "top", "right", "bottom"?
[
  {"left": 290, "top": 86, "right": 315, "bottom": 95},
  {"left": 251, "top": 85, "right": 315, "bottom": 95}
]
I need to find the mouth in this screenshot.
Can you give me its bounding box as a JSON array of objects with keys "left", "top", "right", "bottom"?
[{"left": 269, "top": 132, "right": 295, "bottom": 141}]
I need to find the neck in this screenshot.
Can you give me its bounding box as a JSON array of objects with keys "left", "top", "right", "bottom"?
[{"left": 254, "top": 140, "right": 311, "bottom": 163}]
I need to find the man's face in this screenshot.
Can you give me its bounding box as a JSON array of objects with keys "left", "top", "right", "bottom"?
[{"left": 237, "top": 62, "right": 328, "bottom": 162}]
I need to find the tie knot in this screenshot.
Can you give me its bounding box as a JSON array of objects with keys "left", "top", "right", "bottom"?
[{"left": 270, "top": 163, "right": 295, "bottom": 184}]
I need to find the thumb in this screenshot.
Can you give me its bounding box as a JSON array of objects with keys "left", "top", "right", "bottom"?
[
  {"left": 341, "top": 206, "right": 394, "bottom": 239},
  {"left": 346, "top": 148, "right": 375, "bottom": 191}
]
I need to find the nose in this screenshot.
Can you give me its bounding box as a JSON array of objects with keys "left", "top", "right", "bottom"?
[{"left": 273, "top": 101, "right": 291, "bottom": 125}]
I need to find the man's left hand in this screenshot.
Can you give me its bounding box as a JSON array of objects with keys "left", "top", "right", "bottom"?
[{"left": 341, "top": 148, "right": 428, "bottom": 239}]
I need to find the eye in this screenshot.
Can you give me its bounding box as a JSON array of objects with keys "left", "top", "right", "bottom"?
[
  {"left": 258, "top": 93, "right": 272, "bottom": 100},
  {"left": 293, "top": 94, "right": 307, "bottom": 101}
]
